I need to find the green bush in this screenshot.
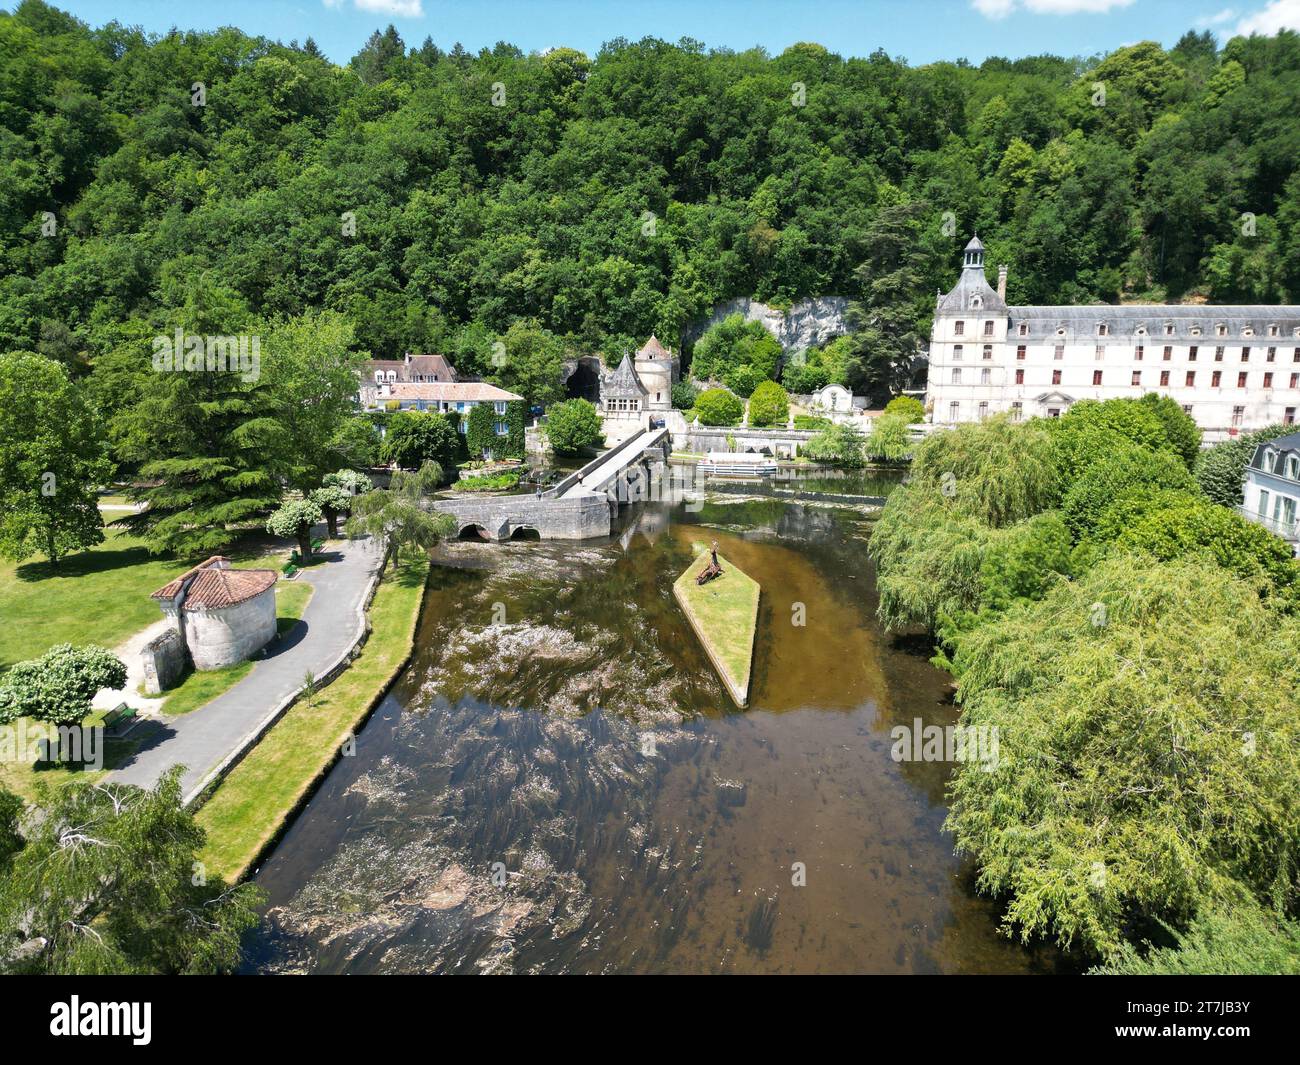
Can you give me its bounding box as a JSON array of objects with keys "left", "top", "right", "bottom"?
[
  {"left": 864, "top": 413, "right": 913, "bottom": 461},
  {"left": 1061, "top": 441, "right": 1196, "bottom": 540},
  {"left": 671, "top": 380, "right": 698, "bottom": 410},
  {"left": 693, "top": 388, "right": 744, "bottom": 427},
  {"left": 747, "top": 380, "right": 789, "bottom": 427},
  {"left": 782, "top": 360, "right": 829, "bottom": 394},
  {"left": 1195, "top": 424, "right": 1290, "bottom": 507},
  {"left": 794, "top": 414, "right": 831, "bottom": 430},
  {"left": 803, "top": 422, "right": 866, "bottom": 467},
  {"left": 545, "top": 398, "right": 603, "bottom": 454},
  {"left": 722, "top": 364, "right": 763, "bottom": 398},
  {"left": 883, "top": 395, "right": 925, "bottom": 423},
  {"left": 690, "top": 313, "right": 782, "bottom": 382}
]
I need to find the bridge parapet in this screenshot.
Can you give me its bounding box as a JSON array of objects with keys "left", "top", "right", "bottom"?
[{"left": 431, "top": 493, "right": 610, "bottom": 541}]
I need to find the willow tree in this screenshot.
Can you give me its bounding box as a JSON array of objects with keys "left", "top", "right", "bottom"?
[
  {"left": 345, "top": 462, "right": 456, "bottom": 562},
  {"left": 945, "top": 553, "right": 1300, "bottom": 958}
]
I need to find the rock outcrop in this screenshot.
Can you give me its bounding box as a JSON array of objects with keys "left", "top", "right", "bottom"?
[{"left": 685, "top": 296, "right": 849, "bottom": 354}]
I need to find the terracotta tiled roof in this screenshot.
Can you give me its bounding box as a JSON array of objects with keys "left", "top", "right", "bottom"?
[
  {"left": 383, "top": 382, "right": 523, "bottom": 402},
  {"left": 152, "top": 557, "right": 277, "bottom": 610},
  {"left": 637, "top": 334, "right": 673, "bottom": 360}
]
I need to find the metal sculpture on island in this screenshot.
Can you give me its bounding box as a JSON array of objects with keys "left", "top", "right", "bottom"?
[{"left": 673, "top": 540, "right": 760, "bottom": 708}]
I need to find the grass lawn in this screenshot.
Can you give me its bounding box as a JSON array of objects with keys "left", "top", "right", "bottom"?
[
  {"left": 0, "top": 530, "right": 302, "bottom": 802},
  {"left": 142, "top": 578, "right": 315, "bottom": 717},
  {"left": 673, "top": 548, "right": 760, "bottom": 707},
  {"left": 196, "top": 555, "right": 430, "bottom": 882},
  {"left": 0, "top": 529, "right": 297, "bottom": 673}
]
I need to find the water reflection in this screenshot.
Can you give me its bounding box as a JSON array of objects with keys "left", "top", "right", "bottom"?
[{"left": 245, "top": 496, "right": 1054, "bottom": 974}]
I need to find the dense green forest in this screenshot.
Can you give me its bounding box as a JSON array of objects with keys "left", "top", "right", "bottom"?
[{"left": 5, "top": 2, "right": 1300, "bottom": 386}]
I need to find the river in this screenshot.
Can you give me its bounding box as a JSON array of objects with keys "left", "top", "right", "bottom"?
[{"left": 243, "top": 476, "right": 1053, "bottom": 974}]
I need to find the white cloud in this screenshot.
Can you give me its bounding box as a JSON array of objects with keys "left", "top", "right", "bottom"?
[
  {"left": 973, "top": 0, "right": 1135, "bottom": 17},
  {"left": 1235, "top": 0, "right": 1300, "bottom": 35},
  {"left": 356, "top": 0, "right": 425, "bottom": 14},
  {"left": 1196, "top": 8, "right": 1238, "bottom": 27},
  {"left": 324, "top": 0, "right": 424, "bottom": 16}
]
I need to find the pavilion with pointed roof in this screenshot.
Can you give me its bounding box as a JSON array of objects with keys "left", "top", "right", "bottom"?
[{"left": 599, "top": 335, "right": 680, "bottom": 419}]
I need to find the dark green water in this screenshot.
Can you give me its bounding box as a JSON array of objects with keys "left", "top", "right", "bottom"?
[{"left": 244, "top": 492, "right": 1051, "bottom": 974}]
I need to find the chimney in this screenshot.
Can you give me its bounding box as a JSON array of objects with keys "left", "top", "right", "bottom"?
[
  {"left": 404, "top": 351, "right": 411, "bottom": 367},
  {"left": 997, "top": 265, "right": 1008, "bottom": 301}
]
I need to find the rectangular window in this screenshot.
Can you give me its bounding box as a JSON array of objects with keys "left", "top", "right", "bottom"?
[
  {"left": 1212, "top": 370, "right": 1222, "bottom": 387},
  {"left": 978, "top": 401, "right": 989, "bottom": 419},
  {"left": 1185, "top": 371, "right": 1195, "bottom": 386},
  {"left": 496, "top": 421, "right": 509, "bottom": 435},
  {"left": 1095, "top": 345, "right": 1105, "bottom": 360},
  {"left": 1054, "top": 345, "right": 1065, "bottom": 360},
  {"left": 1292, "top": 373, "right": 1299, "bottom": 388},
  {"left": 983, "top": 320, "right": 994, "bottom": 336},
  {"left": 1215, "top": 346, "right": 1225, "bottom": 361},
  {"left": 952, "top": 368, "right": 962, "bottom": 383},
  {"left": 1233, "top": 405, "right": 1245, "bottom": 427},
  {"left": 1265, "top": 372, "right": 1274, "bottom": 387},
  {"left": 983, "top": 345, "right": 993, "bottom": 360},
  {"left": 1093, "top": 369, "right": 1104, "bottom": 385},
  {"left": 1015, "top": 368, "right": 1024, "bottom": 384},
  {"left": 1238, "top": 371, "right": 1248, "bottom": 387},
  {"left": 1242, "top": 347, "right": 1251, "bottom": 361},
  {"left": 949, "top": 400, "right": 960, "bottom": 421},
  {"left": 1286, "top": 407, "right": 1296, "bottom": 425},
  {"left": 1268, "top": 347, "right": 1277, "bottom": 362},
  {"left": 981, "top": 368, "right": 991, "bottom": 384},
  {"left": 1135, "top": 345, "right": 1144, "bottom": 361},
  {"left": 1160, "top": 370, "right": 1170, "bottom": 386},
  {"left": 1259, "top": 488, "right": 1271, "bottom": 516},
  {"left": 1163, "top": 346, "right": 1172, "bottom": 361},
  {"left": 1016, "top": 345, "right": 1026, "bottom": 360},
  {"left": 954, "top": 321, "right": 965, "bottom": 335},
  {"left": 1189, "top": 346, "right": 1198, "bottom": 361},
  {"left": 1010, "top": 401, "right": 1023, "bottom": 421},
  {"left": 953, "top": 344, "right": 963, "bottom": 360},
  {"left": 1052, "top": 369, "right": 1062, "bottom": 385},
  {"left": 1131, "top": 370, "right": 1142, "bottom": 386}
]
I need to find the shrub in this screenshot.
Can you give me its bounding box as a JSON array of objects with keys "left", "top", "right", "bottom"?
[
  {"left": 883, "top": 395, "right": 925, "bottom": 423},
  {"left": 1060, "top": 441, "right": 1196, "bottom": 540},
  {"left": 671, "top": 380, "right": 698, "bottom": 410},
  {"left": 747, "top": 380, "right": 790, "bottom": 427},
  {"left": 690, "top": 313, "right": 782, "bottom": 381},
  {"left": 693, "top": 388, "right": 744, "bottom": 427},
  {"left": 1195, "top": 424, "right": 1291, "bottom": 507},
  {"left": 782, "top": 360, "right": 829, "bottom": 394},
  {"left": 545, "top": 398, "right": 603, "bottom": 454},
  {"left": 794, "top": 414, "right": 832, "bottom": 430},
  {"left": 722, "top": 363, "right": 763, "bottom": 398},
  {"left": 466, "top": 403, "right": 497, "bottom": 459},
  {"left": 803, "top": 422, "right": 866, "bottom": 467},
  {"left": 863, "top": 413, "right": 913, "bottom": 461}
]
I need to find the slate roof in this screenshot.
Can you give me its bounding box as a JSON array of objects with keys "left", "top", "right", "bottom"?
[
  {"left": 152, "top": 558, "right": 277, "bottom": 610},
  {"left": 637, "top": 334, "right": 673, "bottom": 360},
  {"left": 605, "top": 353, "right": 648, "bottom": 397}
]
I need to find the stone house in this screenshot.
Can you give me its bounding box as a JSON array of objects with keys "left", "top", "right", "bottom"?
[{"left": 148, "top": 557, "right": 278, "bottom": 676}]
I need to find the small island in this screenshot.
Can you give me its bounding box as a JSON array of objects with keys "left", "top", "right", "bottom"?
[{"left": 673, "top": 544, "right": 760, "bottom": 708}]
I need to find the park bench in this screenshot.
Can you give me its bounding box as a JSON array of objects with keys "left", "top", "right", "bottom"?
[{"left": 102, "top": 702, "right": 138, "bottom": 735}]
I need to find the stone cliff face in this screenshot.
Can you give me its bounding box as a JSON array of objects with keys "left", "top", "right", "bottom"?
[{"left": 684, "top": 296, "right": 849, "bottom": 353}]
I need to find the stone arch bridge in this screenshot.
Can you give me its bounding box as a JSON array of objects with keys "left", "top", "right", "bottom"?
[{"left": 431, "top": 427, "right": 670, "bottom": 542}]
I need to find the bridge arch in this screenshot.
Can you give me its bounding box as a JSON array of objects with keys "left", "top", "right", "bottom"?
[
  {"left": 457, "top": 523, "right": 491, "bottom": 541},
  {"left": 508, "top": 525, "right": 541, "bottom": 541}
]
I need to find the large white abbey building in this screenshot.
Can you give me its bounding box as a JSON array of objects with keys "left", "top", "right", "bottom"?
[{"left": 924, "top": 237, "right": 1300, "bottom": 441}]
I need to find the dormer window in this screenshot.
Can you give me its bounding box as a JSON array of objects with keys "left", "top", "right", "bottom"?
[
  {"left": 1165, "top": 324, "right": 1174, "bottom": 336},
  {"left": 1216, "top": 324, "right": 1227, "bottom": 336},
  {"left": 1191, "top": 326, "right": 1202, "bottom": 337},
  {"left": 1097, "top": 323, "right": 1109, "bottom": 336},
  {"left": 1244, "top": 327, "right": 1255, "bottom": 337},
  {"left": 1018, "top": 323, "right": 1028, "bottom": 336},
  {"left": 1057, "top": 326, "right": 1066, "bottom": 337},
  {"left": 374, "top": 371, "right": 383, "bottom": 383},
  {"left": 971, "top": 295, "right": 982, "bottom": 309},
  {"left": 1136, "top": 326, "right": 1147, "bottom": 337},
  {"left": 1269, "top": 325, "right": 1279, "bottom": 337}
]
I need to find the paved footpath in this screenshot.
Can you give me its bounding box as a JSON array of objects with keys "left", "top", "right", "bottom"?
[{"left": 108, "top": 535, "right": 384, "bottom": 804}]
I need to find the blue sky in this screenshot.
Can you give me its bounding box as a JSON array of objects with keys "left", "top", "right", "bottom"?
[{"left": 31, "top": 1, "right": 1300, "bottom": 65}]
